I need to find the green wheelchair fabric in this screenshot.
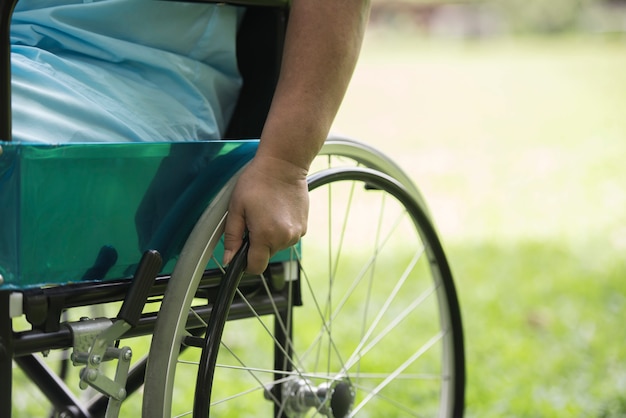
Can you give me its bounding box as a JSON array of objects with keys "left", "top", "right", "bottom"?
[{"left": 0, "top": 140, "right": 258, "bottom": 289}]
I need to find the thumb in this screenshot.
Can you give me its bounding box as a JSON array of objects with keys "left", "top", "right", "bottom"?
[{"left": 223, "top": 210, "right": 246, "bottom": 266}]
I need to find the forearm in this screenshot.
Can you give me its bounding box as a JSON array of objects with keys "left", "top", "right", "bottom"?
[
  {"left": 255, "top": 0, "right": 371, "bottom": 173},
  {"left": 224, "top": 0, "right": 370, "bottom": 273}
]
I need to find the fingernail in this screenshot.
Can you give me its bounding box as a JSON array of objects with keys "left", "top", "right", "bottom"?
[{"left": 222, "top": 249, "right": 233, "bottom": 266}]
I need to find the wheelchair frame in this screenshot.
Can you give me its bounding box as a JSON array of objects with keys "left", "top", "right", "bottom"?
[{"left": 0, "top": 1, "right": 466, "bottom": 417}]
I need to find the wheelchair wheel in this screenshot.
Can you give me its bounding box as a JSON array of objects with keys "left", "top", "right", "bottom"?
[
  {"left": 318, "top": 135, "right": 430, "bottom": 217},
  {"left": 144, "top": 160, "right": 464, "bottom": 417}
]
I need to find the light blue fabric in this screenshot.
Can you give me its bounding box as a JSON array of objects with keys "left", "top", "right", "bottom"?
[{"left": 10, "top": 0, "right": 243, "bottom": 143}]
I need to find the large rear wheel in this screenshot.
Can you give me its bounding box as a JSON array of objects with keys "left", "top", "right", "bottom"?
[{"left": 143, "top": 148, "right": 465, "bottom": 417}]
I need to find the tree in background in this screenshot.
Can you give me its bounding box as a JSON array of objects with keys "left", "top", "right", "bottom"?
[{"left": 369, "top": 0, "right": 626, "bottom": 36}]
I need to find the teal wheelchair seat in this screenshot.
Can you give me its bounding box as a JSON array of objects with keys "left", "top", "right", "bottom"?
[{"left": 0, "top": 140, "right": 259, "bottom": 289}]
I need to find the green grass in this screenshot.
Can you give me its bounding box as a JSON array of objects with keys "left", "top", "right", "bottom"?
[
  {"left": 454, "top": 242, "right": 626, "bottom": 416},
  {"left": 333, "top": 32, "right": 626, "bottom": 416}
]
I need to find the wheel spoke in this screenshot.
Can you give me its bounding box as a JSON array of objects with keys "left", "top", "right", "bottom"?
[
  {"left": 296, "top": 209, "right": 409, "bottom": 368},
  {"left": 325, "top": 209, "right": 408, "bottom": 324},
  {"left": 214, "top": 341, "right": 283, "bottom": 408},
  {"left": 232, "top": 288, "right": 305, "bottom": 377},
  {"left": 343, "top": 245, "right": 425, "bottom": 373},
  {"left": 296, "top": 262, "right": 349, "bottom": 374},
  {"left": 351, "top": 331, "right": 445, "bottom": 415},
  {"left": 350, "top": 381, "right": 427, "bottom": 418},
  {"left": 356, "top": 191, "right": 386, "bottom": 385},
  {"left": 344, "top": 282, "right": 437, "bottom": 373}
]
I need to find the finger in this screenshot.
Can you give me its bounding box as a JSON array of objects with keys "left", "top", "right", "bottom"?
[
  {"left": 222, "top": 211, "right": 246, "bottom": 266},
  {"left": 245, "top": 240, "right": 271, "bottom": 275}
]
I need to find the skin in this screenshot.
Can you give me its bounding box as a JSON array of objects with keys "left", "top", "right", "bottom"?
[{"left": 223, "top": 0, "right": 371, "bottom": 274}]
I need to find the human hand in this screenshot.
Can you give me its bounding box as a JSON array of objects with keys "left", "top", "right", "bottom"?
[{"left": 222, "top": 155, "right": 309, "bottom": 274}]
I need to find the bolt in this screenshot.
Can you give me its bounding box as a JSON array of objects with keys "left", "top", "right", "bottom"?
[
  {"left": 117, "top": 388, "right": 127, "bottom": 400},
  {"left": 90, "top": 354, "right": 102, "bottom": 365},
  {"left": 80, "top": 368, "right": 99, "bottom": 383},
  {"left": 263, "top": 385, "right": 276, "bottom": 401},
  {"left": 123, "top": 348, "right": 132, "bottom": 361},
  {"left": 87, "top": 369, "right": 98, "bottom": 382}
]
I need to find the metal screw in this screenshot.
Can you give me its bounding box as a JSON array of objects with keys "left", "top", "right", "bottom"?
[
  {"left": 90, "top": 354, "right": 102, "bottom": 365},
  {"left": 123, "top": 348, "right": 132, "bottom": 361},
  {"left": 117, "top": 388, "right": 127, "bottom": 400},
  {"left": 87, "top": 369, "right": 98, "bottom": 382}
]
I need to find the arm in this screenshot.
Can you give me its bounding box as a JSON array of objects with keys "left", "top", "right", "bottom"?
[{"left": 223, "top": 0, "right": 371, "bottom": 274}]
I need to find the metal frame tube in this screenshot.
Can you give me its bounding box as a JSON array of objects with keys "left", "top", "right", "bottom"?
[
  {"left": 0, "top": 0, "right": 17, "bottom": 142},
  {"left": 14, "top": 354, "right": 91, "bottom": 418},
  {"left": 0, "top": 291, "right": 13, "bottom": 417}
]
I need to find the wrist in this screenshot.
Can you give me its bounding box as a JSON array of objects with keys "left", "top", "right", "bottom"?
[{"left": 248, "top": 153, "right": 309, "bottom": 185}]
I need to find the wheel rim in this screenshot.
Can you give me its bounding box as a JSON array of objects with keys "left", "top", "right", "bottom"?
[{"left": 142, "top": 174, "right": 238, "bottom": 418}]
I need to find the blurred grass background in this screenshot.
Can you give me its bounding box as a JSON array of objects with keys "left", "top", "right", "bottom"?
[{"left": 331, "top": 0, "right": 626, "bottom": 416}]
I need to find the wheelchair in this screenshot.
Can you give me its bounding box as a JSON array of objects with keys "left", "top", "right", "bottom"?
[{"left": 0, "top": 1, "right": 465, "bottom": 416}]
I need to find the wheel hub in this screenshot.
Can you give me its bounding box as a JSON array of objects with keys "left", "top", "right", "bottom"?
[{"left": 277, "top": 377, "right": 355, "bottom": 418}]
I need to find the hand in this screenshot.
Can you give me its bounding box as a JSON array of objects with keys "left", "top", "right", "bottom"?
[{"left": 222, "top": 155, "right": 309, "bottom": 274}]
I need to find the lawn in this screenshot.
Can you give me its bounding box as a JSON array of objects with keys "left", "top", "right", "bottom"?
[{"left": 332, "top": 30, "right": 626, "bottom": 417}]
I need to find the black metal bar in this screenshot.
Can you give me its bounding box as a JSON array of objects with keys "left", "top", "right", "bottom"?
[
  {"left": 274, "top": 307, "right": 292, "bottom": 418},
  {"left": 14, "top": 354, "right": 91, "bottom": 418},
  {"left": 117, "top": 250, "right": 162, "bottom": 328},
  {"left": 225, "top": 6, "right": 287, "bottom": 139},
  {"left": 20, "top": 270, "right": 220, "bottom": 312},
  {"left": 0, "top": 292, "right": 14, "bottom": 417},
  {"left": 0, "top": 0, "right": 17, "bottom": 142},
  {"left": 13, "top": 325, "right": 73, "bottom": 357},
  {"left": 13, "top": 289, "right": 288, "bottom": 357},
  {"left": 194, "top": 238, "right": 250, "bottom": 417},
  {"left": 16, "top": 263, "right": 280, "bottom": 327},
  {"left": 18, "top": 269, "right": 224, "bottom": 334}
]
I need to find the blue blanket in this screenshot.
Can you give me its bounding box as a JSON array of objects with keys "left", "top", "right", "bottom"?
[{"left": 11, "top": 0, "right": 243, "bottom": 143}]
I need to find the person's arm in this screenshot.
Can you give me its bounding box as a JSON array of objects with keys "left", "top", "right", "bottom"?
[{"left": 223, "top": 0, "right": 371, "bottom": 274}]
